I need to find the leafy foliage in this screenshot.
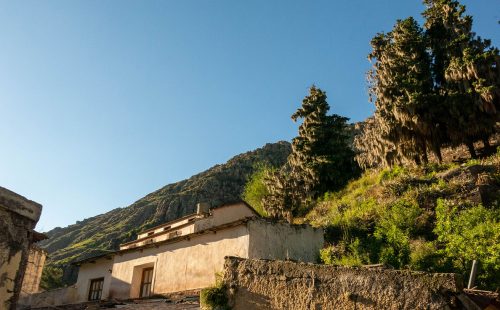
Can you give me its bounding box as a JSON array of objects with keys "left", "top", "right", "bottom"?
[
  {"left": 309, "top": 154, "right": 500, "bottom": 290},
  {"left": 40, "top": 266, "right": 64, "bottom": 291},
  {"left": 242, "top": 163, "right": 277, "bottom": 217},
  {"left": 434, "top": 199, "right": 500, "bottom": 288},
  {"left": 200, "top": 274, "right": 229, "bottom": 310}
]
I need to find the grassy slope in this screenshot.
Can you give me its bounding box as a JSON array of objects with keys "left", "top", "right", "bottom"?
[{"left": 306, "top": 152, "right": 500, "bottom": 289}]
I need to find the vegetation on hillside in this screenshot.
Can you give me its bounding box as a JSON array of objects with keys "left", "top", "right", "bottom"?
[{"left": 308, "top": 152, "right": 500, "bottom": 290}]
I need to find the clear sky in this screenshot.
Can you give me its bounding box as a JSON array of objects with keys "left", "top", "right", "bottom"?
[{"left": 1, "top": 0, "right": 498, "bottom": 231}]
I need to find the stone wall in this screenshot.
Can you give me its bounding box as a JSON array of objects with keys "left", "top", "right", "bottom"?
[
  {"left": 223, "top": 257, "right": 466, "bottom": 310},
  {"left": 0, "top": 187, "right": 42, "bottom": 310}
]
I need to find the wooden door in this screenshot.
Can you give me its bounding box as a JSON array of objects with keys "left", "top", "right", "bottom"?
[{"left": 139, "top": 267, "right": 154, "bottom": 298}]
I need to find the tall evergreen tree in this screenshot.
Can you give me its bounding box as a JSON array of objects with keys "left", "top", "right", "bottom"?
[
  {"left": 263, "top": 86, "right": 358, "bottom": 221},
  {"left": 367, "top": 18, "right": 442, "bottom": 165},
  {"left": 288, "top": 86, "right": 358, "bottom": 195},
  {"left": 356, "top": 0, "right": 499, "bottom": 168},
  {"left": 423, "top": 0, "right": 499, "bottom": 157}
]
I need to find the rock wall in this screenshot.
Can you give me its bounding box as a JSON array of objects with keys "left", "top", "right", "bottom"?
[
  {"left": 223, "top": 257, "right": 466, "bottom": 310},
  {"left": 0, "top": 187, "right": 42, "bottom": 310}
]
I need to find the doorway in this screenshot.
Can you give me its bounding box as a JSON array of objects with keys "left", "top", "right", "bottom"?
[{"left": 139, "top": 267, "right": 154, "bottom": 298}]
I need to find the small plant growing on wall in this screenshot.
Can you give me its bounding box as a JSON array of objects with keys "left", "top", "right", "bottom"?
[{"left": 200, "top": 273, "right": 230, "bottom": 310}]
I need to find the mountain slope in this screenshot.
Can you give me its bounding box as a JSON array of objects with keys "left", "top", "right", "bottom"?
[{"left": 40, "top": 141, "right": 291, "bottom": 282}]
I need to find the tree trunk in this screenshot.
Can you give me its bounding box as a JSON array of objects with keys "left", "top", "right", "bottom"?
[
  {"left": 482, "top": 137, "right": 492, "bottom": 153},
  {"left": 466, "top": 141, "right": 477, "bottom": 159}
]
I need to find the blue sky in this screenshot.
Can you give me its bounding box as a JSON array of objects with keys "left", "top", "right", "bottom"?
[{"left": 1, "top": 1, "right": 498, "bottom": 231}]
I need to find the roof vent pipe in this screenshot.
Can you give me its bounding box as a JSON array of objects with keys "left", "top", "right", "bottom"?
[{"left": 196, "top": 203, "right": 210, "bottom": 215}]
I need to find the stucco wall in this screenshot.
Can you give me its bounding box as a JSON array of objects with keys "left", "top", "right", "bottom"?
[
  {"left": 74, "top": 257, "right": 114, "bottom": 302},
  {"left": 223, "top": 257, "right": 464, "bottom": 310},
  {"left": 20, "top": 245, "right": 47, "bottom": 295},
  {"left": 110, "top": 224, "right": 250, "bottom": 299},
  {"left": 248, "top": 219, "right": 323, "bottom": 263},
  {"left": 194, "top": 203, "right": 256, "bottom": 232}
]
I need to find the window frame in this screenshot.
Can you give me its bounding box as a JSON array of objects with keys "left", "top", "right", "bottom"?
[{"left": 88, "top": 277, "right": 104, "bottom": 301}]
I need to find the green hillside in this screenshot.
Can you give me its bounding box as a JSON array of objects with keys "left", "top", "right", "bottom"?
[{"left": 306, "top": 150, "right": 500, "bottom": 290}]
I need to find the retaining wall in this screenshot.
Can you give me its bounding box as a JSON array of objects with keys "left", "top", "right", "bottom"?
[{"left": 223, "top": 257, "right": 465, "bottom": 310}]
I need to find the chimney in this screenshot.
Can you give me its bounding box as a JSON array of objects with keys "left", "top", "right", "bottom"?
[{"left": 196, "top": 203, "right": 210, "bottom": 215}]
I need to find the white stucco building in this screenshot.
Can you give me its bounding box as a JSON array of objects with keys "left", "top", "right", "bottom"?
[{"left": 29, "top": 202, "right": 324, "bottom": 306}]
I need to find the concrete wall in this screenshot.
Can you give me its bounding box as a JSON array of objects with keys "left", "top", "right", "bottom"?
[
  {"left": 0, "top": 187, "right": 42, "bottom": 310},
  {"left": 20, "top": 245, "right": 47, "bottom": 295},
  {"left": 248, "top": 220, "right": 323, "bottom": 263},
  {"left": 223, "top": 257, "right": 465, "bottom": 310},
  {"left": 74, "top": 256, "right": 114, "bottom": 302},
  {"left": 194, "top": 203, "right": 256, "bottom": 231},
  {"left": 109, "top": 224, "right": 250, "bottom": 299}
]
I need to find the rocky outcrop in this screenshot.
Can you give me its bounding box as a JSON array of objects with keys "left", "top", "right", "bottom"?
[{"left": 223, "top": 257, "right": 468, "bottom": 310}]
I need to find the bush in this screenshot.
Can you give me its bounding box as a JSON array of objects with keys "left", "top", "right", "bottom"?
[
  {"left": 320, "top": 238, "right": 370, "bottom": 266},
  {"left": 434, "top": 199, "right": 500, "bottom": 290},
  {"left": 242, "top": 163, "right": 276, "bottom": 217},
  {"left": 40, "top": 266, "right": 64, "bottom": 290},
  {"left": 374, "top": 200, "right": 422, "bottom": 268},
  {"left": 200, "top": 274, "right": 229, "bottom": 310}
]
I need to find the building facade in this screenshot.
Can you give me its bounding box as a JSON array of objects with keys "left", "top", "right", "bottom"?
[{"left": 28, "top": 202, "right": 324, "bottom": 307}]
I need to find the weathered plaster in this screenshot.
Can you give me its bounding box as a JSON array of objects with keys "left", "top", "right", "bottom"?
[
  {"left": 223, "top": 257, "right": 465, "bottom": 310},
  {"left": 0, "top": 187, "right": 42, "bottom": 310},
  {"left": 20, "top": 246, "right": 47, "bottom": 295},
  {"left": 248, "top": 220, "right": 323, "bottom": 262}
]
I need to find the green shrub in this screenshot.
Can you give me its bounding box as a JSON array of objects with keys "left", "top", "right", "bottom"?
[
  {"left": 434, "top": 199, "right": 500, "bottom": 290},
  {"left": 320, "top": 238, "right": 370, "bottom": 266},
  {"left": 200, "top": 274, "right": 229, "bottom": 310},
  {"left": 242, "top": 163, "right": 277, "bottom": 217},
  {"left": 374, "top": 200, "right": 422, "bottom": 268},
  {"left": 378, "top": 166, "right": 406, "bottom": 183},
  {"left": 409, "top": 239, "right": 444, "bottom": 272},
  {"left": 40, "top": 266, "right": 64, "bottom": 290}
]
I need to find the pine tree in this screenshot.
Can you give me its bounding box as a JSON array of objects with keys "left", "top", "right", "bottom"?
[
  {"left": 263, "top": 86, "right": 358, "bottom": 221},
  {"left": 367, "top": 18, "right": 442, "bottom": 165},
  {"left": 288, "top": 86, "right": 358, "bottom": 196},
  {"left": 356, "top": 1, "right": 499, "bottom": 168},
  {"left": 423, "top": 0, "right": 499, "bottom": 157}
]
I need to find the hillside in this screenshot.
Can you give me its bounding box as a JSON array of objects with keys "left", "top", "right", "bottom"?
[
  {"left": 307, "top": 149, "right": 500, "bottom": 290},
  {"left": 40, "top": 141, "right": 291, "bottom": 283}
]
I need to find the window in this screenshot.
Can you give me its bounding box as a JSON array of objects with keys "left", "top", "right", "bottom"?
[
  {"left": 168, "top": 231, "right": 181, "bottom": 239},
  {"left": 147, "top": 232, "right": 154, "bottom": 236},
  {"left": 140, "top": 267, "right": 154, "bottom": 298},
  {"left": 163, "top": 226, "right": 171, "bottom": 231},
  {"left": 88, "top": 278, "right": 104, "bottom": 301}
]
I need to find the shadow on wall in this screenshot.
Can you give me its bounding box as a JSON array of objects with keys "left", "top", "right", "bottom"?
[
  {"left": 18, "top": 286, "right": 78, "bottom": 308},
  {"left": 108, "top": 276, "right": 133, "bottom": 300}
]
